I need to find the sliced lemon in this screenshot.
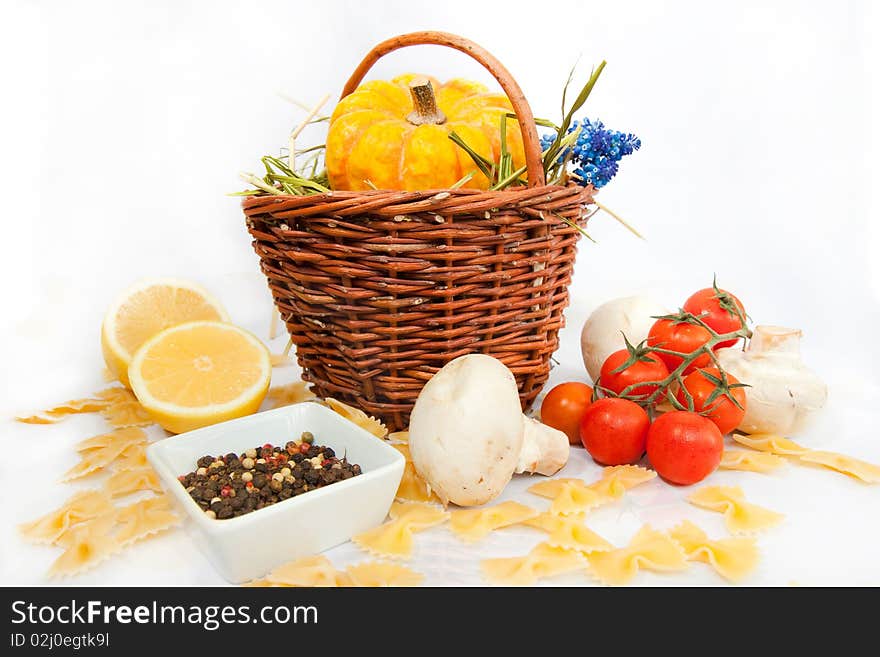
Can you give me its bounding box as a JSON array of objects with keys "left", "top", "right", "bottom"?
[
  {"left": 128, "top": 320, "right": 270, "bottom": 434},
  {"left": 101, "top": 278, "right": 229, "bottom": 387}
]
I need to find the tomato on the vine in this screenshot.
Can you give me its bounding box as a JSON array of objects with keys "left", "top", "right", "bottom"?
[
  {"left": 646, "top": 411, "right": 723, "bottom": 485},
  {"left": 541, "top": 382, "right": 593, "bottom": 445},
  {"left": 579, "top": 398, "right": 650, "bottom": 466},
  {"left": 647, "top": 318, "right": 712, "bottom": 373},
  {"left": 599, "top": 348, "right": 669, "bottom": 403},
  {"left": 676, "top": 367, "right": 747, "bottom": 435},
  {"left": 683, "top": 286, "right": 746, "bottom": 349}
]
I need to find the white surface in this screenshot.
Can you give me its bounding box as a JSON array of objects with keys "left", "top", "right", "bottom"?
[
  {"left": 1, "top": 0, "right": 878, "bottom": 586},
  {"left": 147, "top": 402, "right": 405, "bottom": 583}
]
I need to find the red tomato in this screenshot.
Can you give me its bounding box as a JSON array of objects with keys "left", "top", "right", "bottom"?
[
  {"left": 541, "top": 382, "right": 593, "bottom": 445},
  {"left": 579, "top": 398, "right": 650, "bottom": 465},
  {"left": 599, "top": 349, "right": 669, "bottom": 403},
  {"left": 647, "top": 318, "right": 712, "bottom": 373},
  {"left": 646, "top": 411, "right": 723, "bottom": 485},
  {"left": 683, "top": 287, "right": 746, "bottom": 349},
  {"left": 676, "top": 367, "right": 747, "bottom": 435}
]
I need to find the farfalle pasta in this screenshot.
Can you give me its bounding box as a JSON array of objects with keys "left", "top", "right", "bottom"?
[
  {"left": 588, "top": 465, "right": 657, "bottom": 499},
  {"left": 797, "top": 450, "right": 880, "bottom": 484},
  {"left": 352, "top": 502, "right": 449, "bottom": 559},
  {"left": 105, "top": 467, "right": 163, "bottom": 498},
  {"left": 669, "top": 520, "right": 759, "bottom": 583},
  {"left": 63, "top": 428, "right": 147, "bottom": 481},
  {"left": 266, "top": 381, "right": 316, "bottom": 409},
  {"left": 325, "top": 398, "right": 387, "bottom": 439},
  {"left": 524, "top": 512, "right": 612, "bottom": 554},
  {"left": 392, "top": 444, "right": 440, "bottom": 504},
  {"left": 47, "top": 515, "right": 121, "bottom": 579},
  {"left": 345, "top": 561, "right": 424, "bottom": 587},
  {"left": 115, "top": 444, "right": 149, "bottom": 472},
  {"left": 450, "top": 501, "right": 538, "bottom": 543},
  {"left": 719, "top": 450, "right": 785, "bottom": 473},
  {"left": 19, "top": 490, "right": 114, "bottom": 545},
  {"left": 75, "top": 428, "right": 143, "bottom": 454},
  {"left": 687, "top": 485, "right": 784, "bottom": 534},
  {"left": 528, "top": 478, "right": 605, "bottom": 516},
  {"left": 16, "top": 396, "right": 109, "bottom": 424},
  {"left": 734, "top": 432, "right": 880, "bottom": 484},
  {"left": 115, "top": 496, "right": 180, "bottom": 547},
  {"left": 482, "top": 542, "right": 585, "bottom": 586},
  {"left": 264, "top": 555, "right": 342, "bottom": 587},
  {"left": 732, "top": 433, "right": 809, "bottom": 456},
  {"left": 586, "top": 525, "right": 688, "bottom": 586}
]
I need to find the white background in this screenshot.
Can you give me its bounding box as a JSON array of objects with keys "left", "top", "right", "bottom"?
[{"left": 1, "top": 0, "right": 878, "bottom": 586}]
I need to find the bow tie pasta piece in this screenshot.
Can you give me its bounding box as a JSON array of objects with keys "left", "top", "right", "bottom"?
[
  {"left": 669, "top": 520, "right": 759, "bottom": 583},
  {"left": 47, "top": 515, "right": 121, "bottom": 579},
  {"left": 115, "top": 496, "right": 181, "bottom": 547},
  {"left": 16, "top": 395, "right": 111, "bottom": 424},
  {"left": 586, "top": 526, "right": 688, "bottom": 586},
  {"left": 687, "top": 486, "right": 784, "bottom": 534},
  {"left": 392, "top": 444, "right": 441, "bottom": 504},
  {"left": 324, "top": 398, "right": 387, "bottom": 439},
  {"left": 345, "top": 561, "right": 424, "bottom": 587},
  {"left": 75, "top": 427, "right": 146, "bottom": 454},
  {"left": 387, "top": 430, "right": 409, "bottom": 443},
  {"left": 266, "top": 381, "right": 316, "bottom": 409},
  {"left": 528, "top": 478, "right": 606, "bottom": 516},
  {"left": 482, "top": 542, "right": 586, "bottom": 586},
  {"left": 19, "top": 490, "right": 114, "bottom": 545},
  {"left": 93, "top": 388, "right": 154, "bottom": 428},
  {"left": 732, "top": 433, "right": 809, "bottom": 456},
  {"left": 797, "top": 450, "right": 880, "bottom": 484},
  {"left": 589, "top": 465, "right": 657, "bottom": 499},
  {"left": 353, "top": 502, "right": 449, "bottom": 559},
  {"left": 63, "top": 428, "right": 148, "bottom": 481},
  {"left": 105, "top": 466, "right": 163, "bottom": 498},
  {"left": 450, "top": 501, "right": 538, "bottom": 543},
  {"left": 115, "top": 443, "right": 149, "bottom": 472},
  {"left": 264, "top": 555, "right": 342, "bottom": 587},
  {"left": 523, "top": 512, "right": 613, "bottom": 554},
  {"left": 720, "top": 450, "right": 786, "bottom": 474}
]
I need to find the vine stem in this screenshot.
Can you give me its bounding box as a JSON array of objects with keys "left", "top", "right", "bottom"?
[{"left": 601, "top": 309, "right": 753, "bottom": 409}]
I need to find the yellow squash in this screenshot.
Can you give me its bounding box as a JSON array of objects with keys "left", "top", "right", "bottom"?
[{"left": 326, "top": 74, "right": 526, "bottom": 191}]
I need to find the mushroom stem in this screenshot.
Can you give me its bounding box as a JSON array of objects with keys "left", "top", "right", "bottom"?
[
  {"left": 407, "top": 78, "right": 446, "bottom": 125},
  {"left": 516, "top": 417, "right": 570, "bottom": 476}
]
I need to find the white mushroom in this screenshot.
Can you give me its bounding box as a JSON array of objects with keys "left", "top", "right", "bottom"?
[
  {"left": 717, "top": 325, "right": 828, "bottom": 435},
  {"left": 580, "top": 295, "right": 670, "bottom": 382},
  {"left": 409, "top": 354, "right": 569, "bottom": 506}
]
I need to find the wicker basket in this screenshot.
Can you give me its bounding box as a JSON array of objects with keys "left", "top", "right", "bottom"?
[{"left": 244, "top": 31, "right": 595, "bottom": 431}]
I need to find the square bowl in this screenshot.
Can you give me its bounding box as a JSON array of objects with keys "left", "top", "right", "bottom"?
[{"left": 147, "top": 401, "right": 404, "bottom": 583}]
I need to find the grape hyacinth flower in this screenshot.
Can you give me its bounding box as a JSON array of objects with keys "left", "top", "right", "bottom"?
[{"left": 540, "top": 119, "right": 641, "bottom": 189}]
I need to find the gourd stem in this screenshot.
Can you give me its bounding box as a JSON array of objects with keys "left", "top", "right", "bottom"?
[{"left": 407, "top": 79, "right": 446, "bottom": 125}]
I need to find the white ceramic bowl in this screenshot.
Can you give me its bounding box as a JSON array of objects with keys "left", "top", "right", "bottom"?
[{"left": 147, "top": 401, "right": 404, "bottom": 583}]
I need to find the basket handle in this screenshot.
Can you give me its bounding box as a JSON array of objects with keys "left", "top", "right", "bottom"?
[{"left": 341, "top": 31, "right": 546, "bottom": 187}]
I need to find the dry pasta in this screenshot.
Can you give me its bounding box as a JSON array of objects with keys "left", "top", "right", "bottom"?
[{"left": 687, "top": 485, "right": 784, "bottom": 534}]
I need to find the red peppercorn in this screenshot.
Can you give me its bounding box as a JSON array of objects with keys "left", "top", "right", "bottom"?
[
  {"left": 220, "top": 485, "right": 232, "bottom": 497},
  {"left": 276, "top": 453, "right": 288, "bottom": 464},
  {"left": 245, "top": 481, "right": 254, "bottom": 489},
  {"left": 263, "top": 443, "right": 272, "bottom": 450},
  {"left": 177, "top": 475, "right": 187, "bottom": 482},
  {"left": 299, "top": 442, "right": 311, "bottom": 454},
  {"left": 322, "top": 459, "right": 333, "bottom": 467}
]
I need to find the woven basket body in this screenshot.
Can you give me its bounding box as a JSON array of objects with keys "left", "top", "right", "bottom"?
[{"left": 243, "top": 32, "right": 595, "bottom": 430}]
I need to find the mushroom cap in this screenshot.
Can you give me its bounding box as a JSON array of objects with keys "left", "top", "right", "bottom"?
[
  {"left": 581, "top": 295, "right": 669, "bottom": 382},
  {"left": 409, "top": 354, "right": 524, "bottom": 506}
]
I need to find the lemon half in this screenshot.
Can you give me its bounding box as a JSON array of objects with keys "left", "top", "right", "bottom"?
[{"left": 128, "top": 320, "right": 270, "bottom": 434}]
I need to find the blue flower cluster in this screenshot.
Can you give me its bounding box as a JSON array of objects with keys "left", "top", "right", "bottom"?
[{"left": 540, "top": 119, "right": 641, "bottom": 188}]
